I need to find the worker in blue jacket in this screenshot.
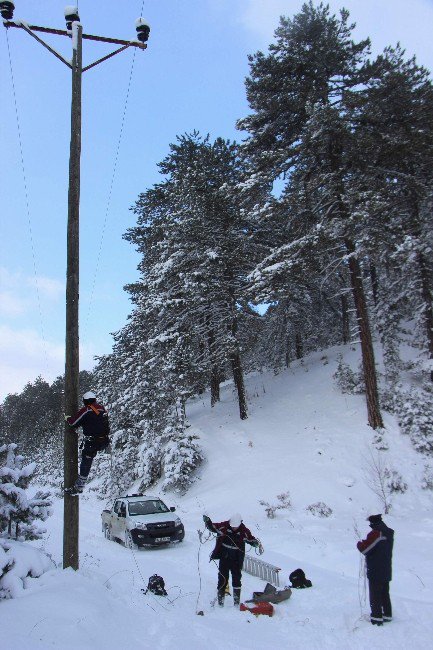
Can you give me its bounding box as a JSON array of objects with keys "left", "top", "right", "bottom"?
[
  {"left": 65, "top": 391, "right": 110, "bottom": 495},
  {"left": 357, "top": 514, "right": 394, "bottom": 626}
]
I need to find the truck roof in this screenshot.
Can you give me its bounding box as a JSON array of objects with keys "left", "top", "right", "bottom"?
[{"left": 117, "top": 494, "right": 160, "bottom": 502}]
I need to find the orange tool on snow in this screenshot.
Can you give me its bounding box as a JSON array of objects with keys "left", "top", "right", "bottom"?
[{"left": 240, "top": 602, "right": 274, "bottom": 617}]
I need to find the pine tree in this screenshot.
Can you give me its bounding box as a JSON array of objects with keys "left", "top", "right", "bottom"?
[
  {"left": 0, "top": 443, "right": 52, "bottom": 540},
  {"left": 354, "top": 45, "right": 433, "bottom": 383},
  {"left": 126, "top": 133, "right": 253, "bottom": 420},
  {"left": 238, "top": 2, "right": 383, "bottom": 427}
]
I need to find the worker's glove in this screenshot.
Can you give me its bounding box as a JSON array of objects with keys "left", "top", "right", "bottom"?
[
  {"left": 203, "top": 514, "right": 211, "bottom": 525},
  {"left": 64, "top": 414, "right": 71, "bottom": 422},
  {"left": 249, "top": 538, "right": 264, "bottom": 554}
]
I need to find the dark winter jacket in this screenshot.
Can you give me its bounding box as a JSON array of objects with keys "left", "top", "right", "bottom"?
[
  {"left": 357, "top": 521, "right": 394, "bottom": 582},
  {"left": 67, "top": 403, "right": 109, "bottom": 438},
  {"left": 207, "top": 520, "right": 258, "bottom": 562}
]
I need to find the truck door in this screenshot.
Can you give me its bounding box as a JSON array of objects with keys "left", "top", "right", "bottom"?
[
  {"left": 118, "top": 501, "right": 127, "bottom": 538},
  {"left": 112, "top": 500, "right": 121, "bottom": 537}
]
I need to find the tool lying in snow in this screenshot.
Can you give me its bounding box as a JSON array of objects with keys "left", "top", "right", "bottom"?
[
  {"left": 240, "top": 601, "right": 274, "bottom": 617},
  {"left": 247, "top": 582, "right": 292, "bottom": 604}
]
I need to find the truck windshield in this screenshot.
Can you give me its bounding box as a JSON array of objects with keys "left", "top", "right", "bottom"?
[{"left": 128, "top": 500, "right": 170, "bottom": 516}]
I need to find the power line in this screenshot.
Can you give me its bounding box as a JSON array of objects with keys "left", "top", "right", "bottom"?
[
  {"left": 5, "top": 28, "right": 50, "bottom": 379},
  {"left": 83, "top": 0, "right": 146, "bottom": 340}
]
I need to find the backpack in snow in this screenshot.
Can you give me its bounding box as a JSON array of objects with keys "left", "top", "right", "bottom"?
[
  {"left": 289, "top": 568, "right": 312, "bottom": 589},
  {"left": 145, "top": 574, "right": 167, "bottom": 596}
]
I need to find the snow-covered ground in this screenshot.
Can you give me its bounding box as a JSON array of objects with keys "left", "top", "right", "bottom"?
[{"left": 2, "top": 345, "right": 433, "bottom": 649}]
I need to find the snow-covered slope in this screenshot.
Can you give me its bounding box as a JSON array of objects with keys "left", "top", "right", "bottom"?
[{"left": 2, "top": 345, "right": 433, "bottom": 649}]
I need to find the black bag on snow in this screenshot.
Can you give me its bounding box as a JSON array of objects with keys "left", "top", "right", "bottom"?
[
  {"left": 289, "top": 568, "right": 312, "bottom": 589},
  {"left": 145, "top": 574, "right": 167, "bottom": 596}
]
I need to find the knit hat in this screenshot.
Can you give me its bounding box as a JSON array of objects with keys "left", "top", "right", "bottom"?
[
  {"left": 367, "top": 514, "right": 382, "bottom": 524},
  {"left": 229, "top": 513, "right": 242, "bottom": 528}
]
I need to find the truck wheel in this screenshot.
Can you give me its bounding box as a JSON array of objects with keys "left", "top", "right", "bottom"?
[
  {"left": 104, "top": 525, "right": 112, "bottom": 540},
  {"left": 125, "top": 531, "right": 136, "bottom": 550}
]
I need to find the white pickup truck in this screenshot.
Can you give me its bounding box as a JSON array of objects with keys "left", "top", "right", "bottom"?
[{"left": 101, "top": 494, "right": 185, "bottom": 549}]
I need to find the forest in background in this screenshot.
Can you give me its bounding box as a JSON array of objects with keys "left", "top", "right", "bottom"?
[{"left": 1, "top": 2, "right": 432, "bottom": 494}]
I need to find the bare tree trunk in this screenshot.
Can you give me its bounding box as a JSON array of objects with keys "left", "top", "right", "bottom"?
[
  {"left": 295, "top": 331, "right": 303, "bottom": 360},
  {"left": 285, "top": 337, "right": 291, "bottom": 368},
  {"left": 206, "top": 326, "right": 221, "bottom": 406},
  {"left": 418, "top": 252, "right": 433, "bottom": 382},
  {"left": 210, "top": 369, "right": 220, "bottom": 407},
  {"left": 341, "top": 293, "right": 350, "bottom": 344},
  {"left": 230, "top": 315, "right": 248, "bottom": 420},
  {"left": 345, "top": 238, "right": 383, "bottom": 429},
  {"left": 283, "top": 311, "right": 290, "bottom": 368},
  {"left": 370, "top": 263, "right": 379, "bottom": 306},
  {"left": 231, "top": 350, "right": 248, "bottom": 420}
]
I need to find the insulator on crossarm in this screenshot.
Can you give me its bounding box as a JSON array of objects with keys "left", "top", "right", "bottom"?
[
  {"left": 135, "top": 17, "right": 150, "bottom": 43},
  {"left": 64, "top": 5, "right": 80, "bottom": 31},
  {"left": 0, "top": 1, "right": 15, "bottom": 20}
]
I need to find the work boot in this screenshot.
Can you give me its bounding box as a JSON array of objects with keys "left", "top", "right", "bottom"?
[
  {"left": 233, "top": 588, "right": 241, "bottom": 606},
  {"left": 74, "top": 475, "right": 87, "bottom": 493},
  {"left": 217, "top": 592, "right": 225, "bottom": 607}
]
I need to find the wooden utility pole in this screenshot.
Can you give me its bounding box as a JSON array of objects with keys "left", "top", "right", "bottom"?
[
  {"left": 63, "top": 22, "right": 82, "bottom": 570},
  {"left": 4, "top": 5, "right": 149, "bottom": 570}
]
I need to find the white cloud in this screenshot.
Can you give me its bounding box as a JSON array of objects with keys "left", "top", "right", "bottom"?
[
  {"left": 0, "top": 266, "right": 64, "bottom": 302},
  {"left": 0, "top": 325, "right": 64, "bottom": 398},
  {"left": 237, "top": 0, "right": 297, "bottom": 41},
  {"left": 28, "top": 275, "right": 64, "bottom": 299},
  {"left": 0, "top": 291, "right": 28, "bottom": 316},
  {"left": 0, "top": 325, "right": 98, "bottom": 400}
]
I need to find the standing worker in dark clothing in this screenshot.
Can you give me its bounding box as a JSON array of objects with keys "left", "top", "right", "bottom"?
[
  {"left": 203, "top": 513, "right": 262, "bottom": 607},
  {"left": 357, "top": 514, "right": 394, "bottom": 626},
  {"left": 65, "top": 391, "right": 110, "bottom": 495}
]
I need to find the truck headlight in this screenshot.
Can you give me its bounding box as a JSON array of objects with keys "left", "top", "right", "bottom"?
[
  {"left": 174, "top": 517, "right": 182, "bottom": 527},
  {"left": 135, "top": 523, "right": 148, "bottom": 530}
]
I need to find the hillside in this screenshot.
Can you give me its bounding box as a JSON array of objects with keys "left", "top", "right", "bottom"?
[{"left": 1, "top": 345, "right": 433, "bottom": 650}]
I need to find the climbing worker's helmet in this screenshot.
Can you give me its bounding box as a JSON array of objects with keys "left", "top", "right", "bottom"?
[{"left": 229, "top": 513, "right": 242, "bottom": 529}]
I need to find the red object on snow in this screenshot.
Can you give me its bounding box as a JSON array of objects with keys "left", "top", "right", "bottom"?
[{"left": 240, "top": 602, "right": 274, "bottom": 617}]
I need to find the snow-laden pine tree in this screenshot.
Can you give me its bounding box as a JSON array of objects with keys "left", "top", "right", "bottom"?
[
  {"left": 94, "top": 258, "right": 204, "bottom": 494},
  {"left": 126, "top": 133, "right": 254, "bottom": 420},
  {"left": 0, "top": 443, "right": 52, "bottom": 540},
  {"left": 238, "top": 2, "right": 383, "bottom": 427},
  {"left": 354, "top": 45, "right": 433, "bottom": 385}
]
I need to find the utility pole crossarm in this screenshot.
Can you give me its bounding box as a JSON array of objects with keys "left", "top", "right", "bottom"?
[
  {"left": 4, "top": 20, "right": 146, "bottom": 71},
  {"left": 82, "top": 44, "right": 131, "bottom": 73},
  {"left": 4, "top": 21, "right": 147, "bottom": 48},
  {"left": 5, "top": 20, "right": 72, "bottom": 67}
]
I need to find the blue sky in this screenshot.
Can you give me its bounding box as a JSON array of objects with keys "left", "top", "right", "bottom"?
[{"left": 1, "top": 0, "right": 433, "bottom": 398}]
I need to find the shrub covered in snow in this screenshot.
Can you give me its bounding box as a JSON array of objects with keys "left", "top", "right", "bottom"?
[
  {"left": 333, "top": 355, "right": 364, "bottom": 395},
  {"left": 372, "top": 428, "right": 389, "bottom": 451},
  {"left": 162, "top": 428, "right": 203, "bottom": 493},
  {"left": 421, "top": 464, "right": 433, "bottom": 490},
  {"left": 0, "top": 539, "right": 55, "bottom": 599},
  {"left": 306, "top": 501, "right": 333, "bottom": 517},
  {"left": 259, "top": 491, "right": 291, "bottom": 518},
  {"left": 0, "top": 443, "right": 52, "bottom": 540},
  {"left": 385, "top": 468, "right": 408, "bottom": 494},
  {"left": 395, "top": 385, "right": 433, "bottom": 455}
]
